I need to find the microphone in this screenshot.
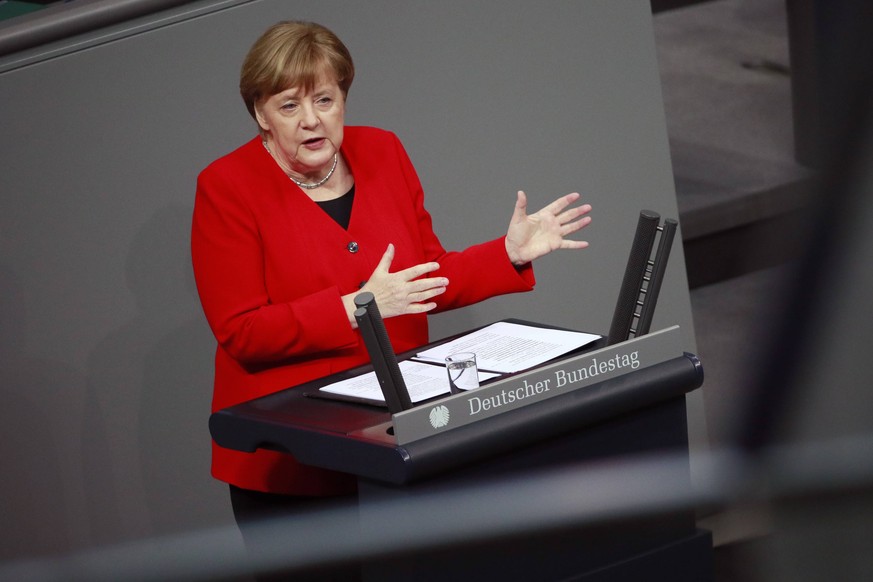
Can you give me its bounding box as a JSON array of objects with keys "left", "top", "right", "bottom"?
[{"left": 353, "top": 292, "right": 413, "bottom": 413}]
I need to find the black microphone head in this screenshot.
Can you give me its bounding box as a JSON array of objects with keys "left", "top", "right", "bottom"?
[{"left": 354, "top": 291, "right": 375, "bottom": 308}]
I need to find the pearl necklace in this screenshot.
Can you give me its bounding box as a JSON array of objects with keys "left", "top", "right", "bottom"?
[{"left": 262, "top": 140, "right": 338, "bottom": 189}]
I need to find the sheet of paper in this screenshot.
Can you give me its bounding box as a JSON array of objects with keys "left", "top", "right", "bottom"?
[
  {"left": 319, "top": 359, "right": 500, "bottom": 404},
  {"left": 413, "top": 321, "right": 600, "bottom": 374}
]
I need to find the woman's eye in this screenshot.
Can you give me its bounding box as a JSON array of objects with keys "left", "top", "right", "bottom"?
[{"left": 281, "top": 102, "right": 298, "bottom": 112}]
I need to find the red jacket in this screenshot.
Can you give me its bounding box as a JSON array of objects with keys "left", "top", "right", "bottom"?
[{"left": 192, "top": 126, "right": 535, "bottom": 495}]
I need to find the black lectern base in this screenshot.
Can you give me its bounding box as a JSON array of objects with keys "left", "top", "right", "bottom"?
[
  {"left": 359, "top": 528, "right": 712, "bottom": 582},
  {"left": 357, "top": 397, "right": 713, "bottom": 582}
]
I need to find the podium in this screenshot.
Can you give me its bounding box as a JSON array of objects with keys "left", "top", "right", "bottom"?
[{"left": 210, "top": 323, "right": 712, "bottom": 581}]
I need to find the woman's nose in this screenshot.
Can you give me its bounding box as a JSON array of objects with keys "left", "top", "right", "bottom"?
[{"left": 300, "top": 104, "right": 319, "bottom": 128}]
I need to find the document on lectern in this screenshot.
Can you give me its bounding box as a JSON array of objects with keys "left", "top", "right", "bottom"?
[
  {"left": 317, "top": 322, "right": 598, "bottom": 406},
  {"left": 413, "top": 321, "right": 600, "bottom": 374},
  {"left": 319, "top": 359, "right": 501, "bottom": 405}
]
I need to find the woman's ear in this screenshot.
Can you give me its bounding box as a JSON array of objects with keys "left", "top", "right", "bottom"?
[{"left": 254, "top": 102, "right": 269, "bottom": 132}]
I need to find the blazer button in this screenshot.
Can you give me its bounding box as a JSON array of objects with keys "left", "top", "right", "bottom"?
[{"left": 347, "top": 241, "right": 359, "bottom": 253}]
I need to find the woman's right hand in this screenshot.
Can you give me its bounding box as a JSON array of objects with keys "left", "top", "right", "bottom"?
[{"left": 343, "top": 244, "right": 449, "bottom": 326}]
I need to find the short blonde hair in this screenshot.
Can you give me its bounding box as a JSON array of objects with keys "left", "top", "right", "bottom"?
[{"left": 239, "top": 21, "right": 355, "bottom": 119}]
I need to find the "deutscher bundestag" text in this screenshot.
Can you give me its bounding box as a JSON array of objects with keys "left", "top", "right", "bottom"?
[{"left": 468, "top": 351, "right": 640, "bottom": 415}]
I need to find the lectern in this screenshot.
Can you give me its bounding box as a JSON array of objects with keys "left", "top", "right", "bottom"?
[{"left": 210, "top": 323, "right": 711, "bottom": 581}]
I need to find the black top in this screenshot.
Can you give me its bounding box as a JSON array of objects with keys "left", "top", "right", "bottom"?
[{"left": 316, "top": 185, "right": 355, "bottom": 229}]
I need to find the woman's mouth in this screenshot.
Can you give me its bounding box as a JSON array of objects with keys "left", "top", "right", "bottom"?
[{"left": 302, "top": 137, "right": 325, "bottom": 148}]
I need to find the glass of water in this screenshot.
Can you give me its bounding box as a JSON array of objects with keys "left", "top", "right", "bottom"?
[{"left": 445, "top": 352, "right": 479, "bottom": 394}]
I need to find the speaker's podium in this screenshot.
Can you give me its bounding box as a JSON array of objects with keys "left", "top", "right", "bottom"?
[{"left": 210, "top": 320, "right": 711, "bottom": 581}]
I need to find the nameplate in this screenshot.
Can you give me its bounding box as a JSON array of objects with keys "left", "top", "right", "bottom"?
[{"left": 391, "top": 326, "right": 684, "bottom": 444}]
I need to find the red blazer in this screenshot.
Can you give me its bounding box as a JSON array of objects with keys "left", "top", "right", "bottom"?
[{"left": 192, "top": 126, "right": 535, "bottom": 495}]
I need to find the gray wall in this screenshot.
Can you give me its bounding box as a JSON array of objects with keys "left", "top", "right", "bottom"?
[{"left": 0, "top": 0, "right": 700, "bottom": 559}]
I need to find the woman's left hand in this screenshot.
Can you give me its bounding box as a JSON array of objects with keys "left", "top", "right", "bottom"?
[{"left": 504, "top": 190, "right": 592, "bottom": 265}]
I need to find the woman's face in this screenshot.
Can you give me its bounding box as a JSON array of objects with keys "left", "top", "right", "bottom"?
[{"left": 255, "top": 77, "right": 346, "bottom": 181}]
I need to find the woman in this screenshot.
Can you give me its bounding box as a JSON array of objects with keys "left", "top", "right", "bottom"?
[{"left": 192, "top": 20, "right": 592, "bottom": 522}]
